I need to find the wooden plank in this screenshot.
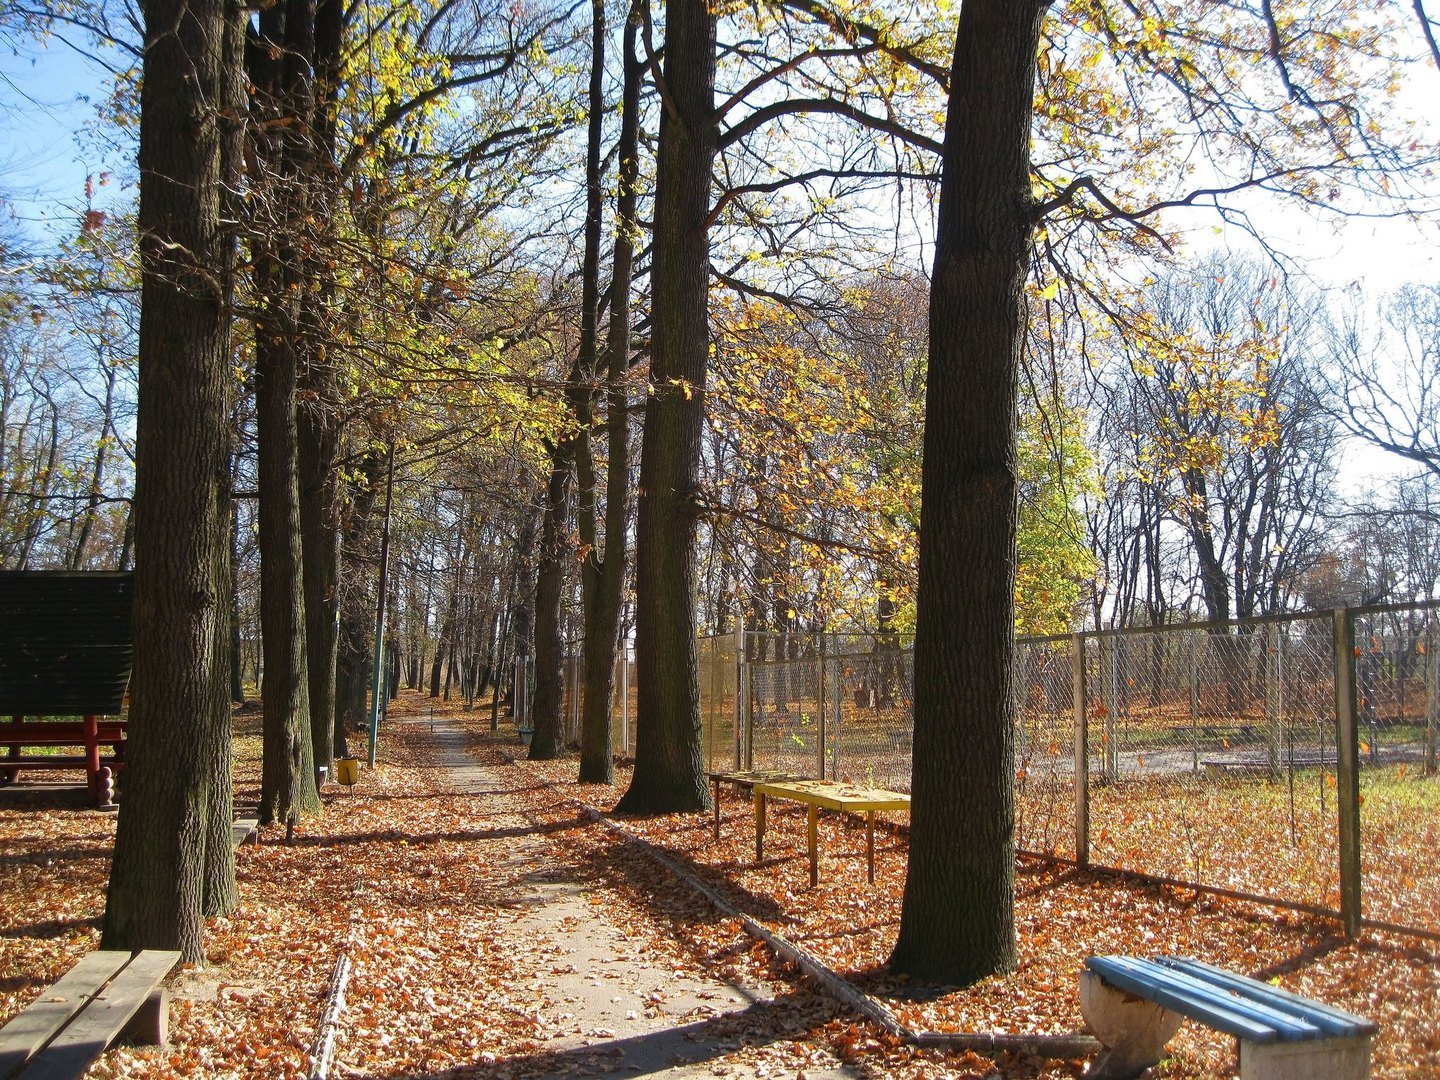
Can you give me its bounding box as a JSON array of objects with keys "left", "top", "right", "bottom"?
[
  {"left": 0, "top": 757, "right": 92, "bottom": 769},
  {"left": 0, "top": 952, "right": 129, "bottom": 1079},
  {"left": 866, "top": 812, "right": 875, "bottom": 884},
  {"left": 232, "top": 817, "right": 259, "bottom": 849},
  {"left": 754, "top": 790, "right": 765, "bottom": 862},
  {"left": 1086, "top": 956, "right": 1321, "bottom": 1044},
  {"left": 806, "top": 804, "right": 818, "bottom": 887},
  {"left": 0, "top": 724, "right": 125, "bottom": 741},
  {"left": 752, "top": 779, "right": 910, "bottom": 814},
  {"left": 706, "top": 769, "right": 803, "bottom": 786},
  {"left": 20, "top": 951, "right": 179, "bottom": 1080},
  {"left": 1155, "top": 957, "right": 1375, "bottom": 1038}
]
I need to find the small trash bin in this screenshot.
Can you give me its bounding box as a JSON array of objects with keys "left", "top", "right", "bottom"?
[
  {"left": 517, "top": 727, "right": 534, "bottom": 747},
  {"left": 335, "top": 758, "right": 361, "bottom": 792}
]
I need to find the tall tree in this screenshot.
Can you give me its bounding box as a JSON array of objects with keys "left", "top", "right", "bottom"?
[
  {"left": 889, "top": 0, "right": 1049, "bottom": 984},
  {"left": 104, "top": 0, "right": 238, "bottom": 961},
  {"left": 615, "top": 0, "right": 717, "bottom": 814},
  {"left": 249, "top": 0, "right": 321, "bottom": 823},
  {"left": 579, "top": 0, "right": 643, "bottom": 785},
  {"left": 296, "top": 0, "right": 346, "bottom": 779}
]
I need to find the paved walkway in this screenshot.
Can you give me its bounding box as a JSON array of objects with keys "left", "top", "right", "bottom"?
[{"left": 424, "top": 719, "right": 859, "bottom": 1078}]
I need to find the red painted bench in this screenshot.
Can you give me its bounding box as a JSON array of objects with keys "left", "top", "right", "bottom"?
[{"left": 0, "top": 717, "right": 126, "bottom": 802}]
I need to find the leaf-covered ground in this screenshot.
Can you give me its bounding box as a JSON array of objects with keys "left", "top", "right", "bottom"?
[
  {"left": 497, "top": 719, "right": 1440, "bottom": 1079},
  {"left": 1, "top": 692, "right": 1436, "bottom": 1078}
]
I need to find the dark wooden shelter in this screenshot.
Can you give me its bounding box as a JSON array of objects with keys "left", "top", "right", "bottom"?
[{"left": 0, "top": 571, "right": 134, "bottom": 800}]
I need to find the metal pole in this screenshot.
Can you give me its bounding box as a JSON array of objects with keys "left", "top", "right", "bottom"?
[
  {"left": 1073, "top": 632, "right": 1089, "bottom": 867},
  {"left": 621, "top": 647, "right": 630, "bottom": 754},
  {"left": 733, "top": 615, "right": 744, "bottom": 769},
  {"left": 816, "top": 634, "right": 826, "bottom": 780},
  {"left": 832, "top": 648, "right": 842, "bottom": 781},
  {"left": 367, "top": 439, "right": 397, "bottom": 768},
  {"left": 1334, "top": 607, "right": 1363, "bottom": 938}
]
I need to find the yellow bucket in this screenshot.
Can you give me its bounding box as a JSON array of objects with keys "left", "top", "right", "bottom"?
[{"left": 334, "top": 758, "right": 361, "bottom": 787}]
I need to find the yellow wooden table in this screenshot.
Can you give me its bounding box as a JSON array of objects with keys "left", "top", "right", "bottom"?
[
  {"left": 752, "top": 779, "right": 911, "bottom": 886},
  {"left": 706, "top": 770, "right": 804, "bottom": 841}
]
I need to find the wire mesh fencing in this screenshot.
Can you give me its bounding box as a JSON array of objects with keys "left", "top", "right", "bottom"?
[
  {"left": 1351, "top": 605, "right": 1440, "bottom": 935},
  {"left": 1016, "top": 637, "right": 1077, "bottom": 860},
  {"left": 1081, "top": 618, "right": 1340, "bottom": 916},
  {"left": 553, "top": 603, "right": 1438, "bottom": 938},
  {"left": 731, "top": 602, "right": 1438, "bottom": 939}
]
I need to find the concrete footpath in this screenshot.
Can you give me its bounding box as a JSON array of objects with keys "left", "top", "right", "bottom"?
[{"left": 424, "top": 719, "right": 861, "bottom": 1079}]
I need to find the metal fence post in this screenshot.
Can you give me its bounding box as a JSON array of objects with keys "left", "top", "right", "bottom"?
[
  {"left": 1426, "top": 618, "right": 1437, "bottom": 776},
  {"left": 817, "top": 634, "right": 827, "bottom": 780},
  {"left": 741, "top": 627, "right": 753, "bottom": 770},
  {"left": 621, "top": 647, "right": 631, "bottom": 754},
  {"left": 734, "top": 617, "right": 744, "bottom": 769},
  {"left": 1333, "top": 607, "right": 1363, "bottom": 938},
  {"left": 1266, "top": 623, "right": 1281, "bottom": 779},
  {"left": 1072, "top": 632, "right": 1089, "bottom": 867}
]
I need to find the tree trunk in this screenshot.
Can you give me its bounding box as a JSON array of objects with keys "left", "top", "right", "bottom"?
[
  {"left": 296, "top": 0, "right": 343, "bottom": 769},
  {"left": 615, "top": 0, "right": 716, "bottom": 815},
  {"left": 104, "top": 0, "right": 237, "bottom": 962},
  {"left": 251, "top": 0, "right": 320, "bottom": 823},
  {"left": 889, "top": 0, "right": 1049, "bottom": 984},
  {"left": 229, "top": 454, "right": 246, "bottom": 705},
  {"left": 298, "top": 404, "right": 338, "bottom": 772},
  {"left": 579, "top": 1, "right": 641, "bottom": 785},
  {"left": 530, "top": 456, "right": 572, "bottom": 759}
]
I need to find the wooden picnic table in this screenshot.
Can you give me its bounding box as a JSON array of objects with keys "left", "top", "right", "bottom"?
[
  {"left": 706, "top": 769, "right": 804, "bottom": 841},
  {"left": 751, "top": 778, "right": 910, "bottom": 887}
]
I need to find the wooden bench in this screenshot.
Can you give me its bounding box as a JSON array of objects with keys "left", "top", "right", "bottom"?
[
  {"left": 706, "top": 769, "right": 805, "bottom": 841},
  {"left": 0, "top": 949, "right": 179, "bottom": 1080},
  {"left": 751, "top": 779, "right": 910, "bottom": 887},
  {"left": 1081, "top": 955, "right": 1376, "bottom": 1080},
  {"left": 0, "top": 718, "right": 126, "bottom": 804},
  {"left": 232, "top": 815, "right": 260, "bottom": 849}
]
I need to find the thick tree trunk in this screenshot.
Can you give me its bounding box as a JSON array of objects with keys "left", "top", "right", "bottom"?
[
  {"left": 296, "top": 0, "right": 342, "bottom": 768},
  {"left": 615, "top": 0, "right": 715, "bottom": 815},
  {"left": 298, "top": 404, "right": 338, "bottom": 772},
  {"left": 104, "top": 0, "right": 237, "bottom": 962},
  {"left": 256, "top": 327, "right": 319, "bottom": 821},
  {"left": 889, "top": 0, "right": 1049, "bottom": 984},
  {"left": 229, "top": 456, "right": 246, "bottom": 705},
  {"left": 530, "top": 457, "right": 572, "bottom": 760},
  {"left": 579, "top": 3, "right": 641, "bottom": 785},
  {"left": 251, "top": 0, "right": 320, "bottom": 822}
]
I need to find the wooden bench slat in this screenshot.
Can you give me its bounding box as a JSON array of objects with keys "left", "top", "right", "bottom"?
[
  {"left": 232, "top": 817, "right": 259, "bottom": 849},
  {"left": 1154, "top": 957, "right": 1376, "bottom": 1039},
  {"left": 0, "top": 725, "right": 125, "bottom": 740},
  {"left": 0, "top": 952, "right": 130, "bottom": 1079},
  {"left": 752, "top": 779, "right": 910, "bottom": 813},
  {"left": 0, "top": 757, "right": 93, "bottom": 769},
  {"left": 19, "top": 951, "right": 179, "bottom": 1080},
  {"left": 1086, "top": 956, "right": 1321, "bottom": 1044}
]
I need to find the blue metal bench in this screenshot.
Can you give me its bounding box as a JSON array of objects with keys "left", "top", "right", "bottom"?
[{"left": 1080, "top": 955, "right": 1375, "bottom": 1079}]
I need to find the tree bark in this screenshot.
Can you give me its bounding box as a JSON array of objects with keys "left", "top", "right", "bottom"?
[
  {"left": 298, "top": 403, "right": 339, "bottom": 772},
  {"left": 530, "top": 456, "right": 572, "bottom": 759},
  {"left": 250, "top": 0, "right": 321, "bottom": 822},
  {"left": 104, "top": 0, "right": 237, "bottom": 962},
  {"left": 889, "top": 0, "right": 1049, "bottom": 984},
  {"left": 615, "top": 0, "right": 716, "bottom": 815},
  {"left": 296, "top": 0, "right": 343, "bottom": 769},
  {"left": 579, "top": 1, "right": 642, "bottom": 785}
]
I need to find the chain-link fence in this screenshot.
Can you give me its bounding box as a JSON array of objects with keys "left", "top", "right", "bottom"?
[
  {"left": 723, "top": 602, "right": 1439, "bottom": 939},
  {"left": 1352, "top": 605, "right": 1440, "bottom": 935},
  {"left": 1081, "top": 617, "right": 1341, "bottom": 916},
  {"left": 554, "top": 603, "right": 1438, "bottom": 938}
]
